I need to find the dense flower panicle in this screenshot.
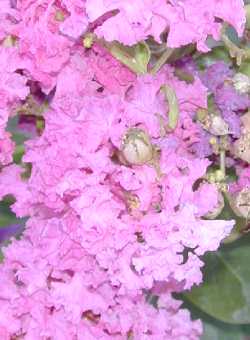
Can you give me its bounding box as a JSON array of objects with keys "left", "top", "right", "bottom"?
[
  {"left": 0, "top": 46, "right": 235, "bottom": 337},
  {"left": 0, "top": 0, "right": 246, "bottom": 338}
]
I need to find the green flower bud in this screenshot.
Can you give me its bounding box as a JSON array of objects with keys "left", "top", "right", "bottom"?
[
  {"left": 121, "top": 128, "right": 154, "bottom": 165},
  {"left": 233, "top": 133, "right": 250, "bottom": 163},
  {"left": 83, "top": 34, "right": 95, "bottom": 49},
  {"left": 231, "top": 188, "right": 250, "bottom": 219}
]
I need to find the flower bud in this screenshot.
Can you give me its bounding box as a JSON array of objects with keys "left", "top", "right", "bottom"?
[
  {"left": 214, "top": 169, "right": 225, "bottom": 182},
  {"left": 233, "top": 133, "right": 250, "bottom": 163},
  {"left": 2, "top": 35, "right": 16, "bottom": 47},
  {"left": 231, "top": 188, "right": 250, "bottom": 219},
  {"left": 83, "top": 33, "right": 95, "bottom": 49},
  {"left": 55, "top": 10, "right": 65, "bottom": 21},
  {"left": 121, "top": 128, "right": 154, "bottom": 165},
  {"left": 232, "top": 73, "right": 250, "bottom": 94},
  {"left": 209, "top": 137, "right": 217, "bottom": 145},
  {"left": 209, "top": 115, "right": 230, "bottom": 136},
  {"left": 201, "top": 114, "right": 229, "bottom": 136}
]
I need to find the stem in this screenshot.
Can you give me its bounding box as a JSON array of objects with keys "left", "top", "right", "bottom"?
[
  {"left": 150, "top": 48, "right": 173, "bottom": 75},
  {"left": 246, "top": 4, "right": 250, "bottom": 30},
  {"left": 221, "top": 33, "right": 246, "bottom": 66},
  {"left": 220, "top": 148, "right": 226, "bottom": 179}
]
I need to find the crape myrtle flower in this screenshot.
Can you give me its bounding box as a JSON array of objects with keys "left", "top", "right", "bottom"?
[{"left": 0, "top": 0, "right": 245, "bottom": 338}]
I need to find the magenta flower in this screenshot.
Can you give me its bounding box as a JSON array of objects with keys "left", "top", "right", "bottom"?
[{"left": 0, "top": 0, "right": 246, "bottom": 338}]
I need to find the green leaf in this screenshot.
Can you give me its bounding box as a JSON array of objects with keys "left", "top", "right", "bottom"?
[
  {"left": 185, "top": 234, "right": 250, "bottom": 324},
  {"left": 202, "top": 320, "right": 250, "bottom": 340},
  {"left": 161, "top": 85, "right": 179, "bottom": 130},
  {"left": 108, "top": 41, "right": 150, "bottom": 74},
  {"left": 239, "top": 60, "right": 250, "bottom": 77},
  {"left": 0, "top": 200, "right": 21, "bottom": 227},
  {"left": 196, "top": 47, "right": 232, "bottom": 69},
  {"left": 179, "top": 297, "right": 250, "bottom": 340}
]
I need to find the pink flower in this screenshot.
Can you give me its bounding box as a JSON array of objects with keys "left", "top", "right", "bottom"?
[
  {"left": 0, "top": 132, "right": 15, "bottom": 165},
  {"left": 59, "top": 0, "right": 89, "bottom": 38},
  {"left": 86, "top": 0, "right": 245, "bottom": 50},
  {"left": 89, "top": 44, "right": 136, "bottom": 96},
  {"left": 0, "top": 1, "right": 244, "bottom": 336}
]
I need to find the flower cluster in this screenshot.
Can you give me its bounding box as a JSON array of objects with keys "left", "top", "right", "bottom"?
[
  {"left": 0, "top": 0, "right": 247, "bottom": 339},
  {"left": 86, "top": 0, "right": 245, "bottom": 50}
]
